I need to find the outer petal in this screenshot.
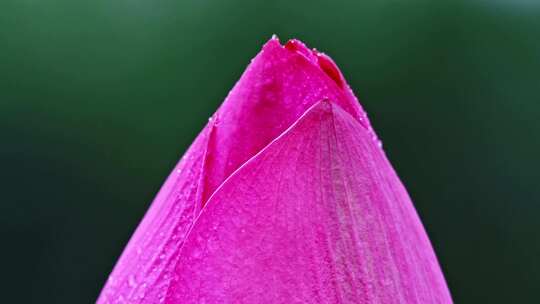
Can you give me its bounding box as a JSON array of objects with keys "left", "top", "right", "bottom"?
[{"left": 165, "top": 101, "right": 452, "bottom": 303}]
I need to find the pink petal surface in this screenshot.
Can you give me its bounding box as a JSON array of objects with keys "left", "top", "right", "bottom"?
[
  {"left": 98, "top": 37, "right": 451, "bottom": 303},
  {"left": 165, "top": 101, "right": 451, "bottom": 303}
]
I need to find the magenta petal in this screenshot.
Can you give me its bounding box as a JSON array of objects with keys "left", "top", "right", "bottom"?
[{"left": 165, "top": 101, "right": 452, "bottom": 303}]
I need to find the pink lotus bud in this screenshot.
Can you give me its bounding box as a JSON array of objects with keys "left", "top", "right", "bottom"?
[{"left": 98, "top": 36, "right": 452, "bottom": 304}]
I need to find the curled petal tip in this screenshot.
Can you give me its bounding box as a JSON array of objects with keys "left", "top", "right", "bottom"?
[
  {"left": 283, "top": 39, "right": 344, "bottom": 89},
  {"left": 316, "top": 52, "right": 345, "bottom": 88}
]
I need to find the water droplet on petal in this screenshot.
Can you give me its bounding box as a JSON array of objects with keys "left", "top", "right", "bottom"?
[{"left": 128, "top": 275, "right": 137, "bottom": 287}]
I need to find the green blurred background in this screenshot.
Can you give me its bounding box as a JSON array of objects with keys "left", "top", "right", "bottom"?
[{"left": 1, "top": 0, "right": 539, "bottom": 302}]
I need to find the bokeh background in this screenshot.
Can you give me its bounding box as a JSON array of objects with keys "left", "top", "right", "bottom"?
[{"left": 1, "top": 0, "right": 539, "bottom": 302}]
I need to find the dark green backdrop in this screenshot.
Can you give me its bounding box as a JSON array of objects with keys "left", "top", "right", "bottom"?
[{"left": 1, "top": 0, "right": 539, "bottom": 303}]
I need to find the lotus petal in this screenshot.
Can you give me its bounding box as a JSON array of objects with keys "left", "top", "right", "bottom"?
[{"left": 163, "top": 101, "right": 451, "bottom": 303}]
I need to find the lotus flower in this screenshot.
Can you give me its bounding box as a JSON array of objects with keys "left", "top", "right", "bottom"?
[{"left": 98, "top": 36, "right": 452, "bottom": 304}]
